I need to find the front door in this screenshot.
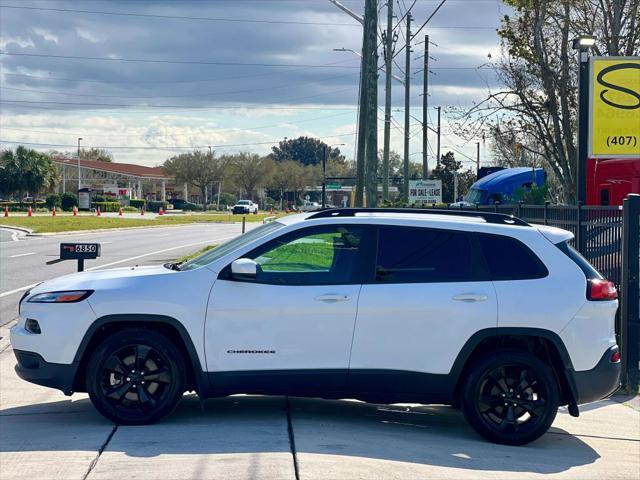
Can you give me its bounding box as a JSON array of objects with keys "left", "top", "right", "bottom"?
[{"left": 205, "top": 224, "right": 371, "bottom": 394}]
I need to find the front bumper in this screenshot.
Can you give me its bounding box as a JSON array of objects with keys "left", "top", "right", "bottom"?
[
  {"left": 571, "top": 346, "right": 621, "bottom": 405},
  {"left": 232, "top": 207, "right": 250, "bottom": 214},
  {"left": 14, "top": 350, "right": 77, "bottom": 395}
]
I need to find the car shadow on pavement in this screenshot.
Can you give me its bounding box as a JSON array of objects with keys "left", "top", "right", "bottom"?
[{"left": 0, "top": 394, "right": 599, "bottom": 474}]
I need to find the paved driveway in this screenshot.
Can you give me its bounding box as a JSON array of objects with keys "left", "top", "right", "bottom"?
[{"left": 1, "top": 338, "right": 638, "bottom": 480}]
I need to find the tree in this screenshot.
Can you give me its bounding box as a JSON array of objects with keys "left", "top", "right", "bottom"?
[
  {"left": 456, "top": 0, "right": 639, "bottom": 203},
  {"left": 162, "top": 150, "right": 226, "bottom": 207},
  {"left": 79, "top": 148, "right": 114, "bottom": 163},
  {"left": 0, "top": 146, "right": 59, "bottom": 199},
  {"left": 269, "top": 136, "right": 346, "bottom": 166},
  {"left": 227, "top": 153, "right": 275, "bottom": 200},
  {"left": 267, "top": 160, "right": 304, "bottom": 209},
  {"left": 431, "top": 151, "right": 477, "bottom": 203}
]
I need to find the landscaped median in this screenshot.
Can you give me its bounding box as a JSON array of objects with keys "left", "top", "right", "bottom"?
[{"left": 0, "top": 212, "right": 285, "bottom": 234}]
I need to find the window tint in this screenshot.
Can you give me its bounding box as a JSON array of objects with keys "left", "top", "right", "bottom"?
[
  {"left": 477, "top": 234, "right": 548, "bottom": 280},
  {"left": 244, "top": 225, "right": 365, "bottom": 285},
  {"left": 376, "top": 227, "right": 475, "bottom": 283}
]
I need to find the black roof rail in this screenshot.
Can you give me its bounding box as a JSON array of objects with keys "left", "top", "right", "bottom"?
[{"left": 306, "top": 207, "right": 530, "bottom": 227}]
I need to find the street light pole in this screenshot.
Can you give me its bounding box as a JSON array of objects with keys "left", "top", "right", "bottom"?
[
  {"left": 573, "top": 35, "right": 596, "bottom": 205},
  {"left": 77, "top": 137, "right": 83, "bottom": 192},
  {"left": 476, "top": 141, "right": 480, "bottom": 174}
]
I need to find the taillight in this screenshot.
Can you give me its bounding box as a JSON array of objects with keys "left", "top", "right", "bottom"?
[
  {"left": 610, "top": 350, "right": 621, "bottom": 363},
  {"left": 588, "top": 279, "right": 618, "bottom": 301}
]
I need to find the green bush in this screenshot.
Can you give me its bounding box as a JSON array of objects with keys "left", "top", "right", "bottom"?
[
  {"left": 121, "top": 206, "right": 138, "bottom": 213},
  {"left": 146, "top": 200, "right": 169, "bottom": 213},
  {"left": 0, "top": 201, "right": 46, "bottom": 212},
  {"left": 93, "top": 201, "right": 121, "bottom": 212},
  {"left": 92, "top": 194, "right": 109, "bottom": 203},
  {"left": 45, "top": 194, "right": 61, "bottom": 209},
  {"left": 129, "top": 199, "right": 146, "bottom": 209},
  {"left": 60, "top": 192, "right": 78, "bottom": 211},
  {"left": 35, "top": 207, "right": 50, "bottom": 213}
]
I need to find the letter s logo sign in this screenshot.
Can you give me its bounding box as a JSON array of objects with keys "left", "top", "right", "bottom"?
[{"left": 596, "top": 63, "right": 640, "bottom": 110}]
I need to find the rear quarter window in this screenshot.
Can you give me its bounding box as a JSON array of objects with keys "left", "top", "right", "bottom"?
[
  {"left": 555, "top": 241, "right": 603, "bottom": 280},
  {"left": 477, "top": 233, "right": 548, "bottom": 281}
]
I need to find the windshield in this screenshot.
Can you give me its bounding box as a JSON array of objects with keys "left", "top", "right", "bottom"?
[
  {"left": 179, "top": 221, "right": 285, "bottom": 271},
  {"left": 237, "top": 200, "right": 250, "bottom": 205},
  {"left": 464, "top": 188, "right": 487, "bottom": 204}
]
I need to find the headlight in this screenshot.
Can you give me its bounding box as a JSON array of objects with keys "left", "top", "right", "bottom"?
[{"left": 27, "top": 290, "right": 93, "bottom": 303}]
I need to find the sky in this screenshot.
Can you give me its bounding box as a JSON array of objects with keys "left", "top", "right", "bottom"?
[{"left": 0, "top": 0, "right": 510, "bottom": 168}]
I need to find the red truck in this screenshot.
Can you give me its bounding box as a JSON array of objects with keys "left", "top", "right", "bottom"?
[{"left": 586, "top": 158, "right": 640, "bottom": 205}]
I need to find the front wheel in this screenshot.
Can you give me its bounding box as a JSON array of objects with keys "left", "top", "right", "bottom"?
[
  {"left": 86, "top": 328, "right": 186, "bottom": 425},
  {"left": 461, "top": 350, "right": 559, "bottom": 445}
]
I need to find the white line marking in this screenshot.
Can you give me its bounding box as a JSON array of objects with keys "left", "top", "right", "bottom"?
[
  {"left": 0, "top": 236, "right": 234, "bottom": 298},
  {"left": 8, "top": 252, "right": 35, "bottom": 258}
]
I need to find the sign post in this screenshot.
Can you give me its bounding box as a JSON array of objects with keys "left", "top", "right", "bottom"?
[{"left": 589, "top": 57, "right": 640, "bottom": 159}]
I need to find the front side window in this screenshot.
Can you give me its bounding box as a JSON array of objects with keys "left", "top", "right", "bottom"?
[
  {"left": 242, "top": 225, "right": 366, "bottom": 285},
  {"left": 477, "top": 233, "right": 548, "bottom": 281},
  {"left": 376, "top": 226, "right": 476, "bottom": 283}
]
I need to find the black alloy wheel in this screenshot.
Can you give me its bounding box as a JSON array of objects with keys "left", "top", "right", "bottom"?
[
  {"left": 462, "top": 350, "right": 559, "bottom": 445},
  {"left": 86, "top": 328, "right": 186, "bottom": 425}
]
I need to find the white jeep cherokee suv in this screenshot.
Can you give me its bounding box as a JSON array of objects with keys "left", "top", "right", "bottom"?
[{"left": 11, "top": 208, "right": 621, "bottom": 445}]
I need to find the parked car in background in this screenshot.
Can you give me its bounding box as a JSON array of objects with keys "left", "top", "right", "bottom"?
[
  {"left": 300, "top": 200, "right": 321, "bottom": 212},
  {"left": 232, "top": 200, "right": 259, "bottom": 214}
]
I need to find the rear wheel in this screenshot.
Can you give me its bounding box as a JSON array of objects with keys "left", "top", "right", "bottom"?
[
  {"left": 461, "top": 350, "right": 559, "bottom": 445},
  {"left": 86, "top": 328, "right": 186, "bottom": 425}
]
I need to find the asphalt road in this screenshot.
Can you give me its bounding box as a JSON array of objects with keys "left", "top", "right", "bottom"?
[{"left": 0, "top": 223, "right": 253, "bottom": 326}]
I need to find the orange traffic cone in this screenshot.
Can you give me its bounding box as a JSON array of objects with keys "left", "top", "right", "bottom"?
[
  {"left": 158, "top": 207, "right": 164, "bottom": 216},
  {"left": 3, "top": 206, "right": 8, "bottom": 217},
  {"left": 73, "top": 206, "right": 77, "bottom": 217},
  {"left": 52, "top": 206, "right": 56, "bottom": 217},
  {"left": 96, "top": 207, "right": 101, "bottom": 217},
  {"left": 118, "top": 207, "right": 123, "bottom": 216},
  {"left": 141, "top": 207, "right": 145, "bottom": 216},
  {"left": 27, "top": 206, "right": 32, "bottom": 217}
]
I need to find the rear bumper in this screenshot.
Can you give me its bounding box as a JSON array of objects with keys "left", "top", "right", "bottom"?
[
  {"left": 571, "top": 346, "right": 621, "bottom": 405},
  {"left": 14, "top": 350, "right": 77, "bottom": 395}
]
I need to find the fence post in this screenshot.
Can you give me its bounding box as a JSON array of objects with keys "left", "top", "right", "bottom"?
[
  {"left": 576, "top": 202, "right": 584, "bottom": 253},
  {"left": 544, "top": 201, "right": 550, "bottom": 226},
  {"left": 517, "top": 201, "right": 523, "bottom": 218},
  {"left": 620, "top": 194, "right": 640, "bottom": 392},
  {"left": 494, "top": 201, "right": 499, "bottom": 213}
]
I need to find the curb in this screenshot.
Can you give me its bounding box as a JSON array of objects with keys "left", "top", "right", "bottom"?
[
  {"left": 19, "top": 221, "right": 243, "bottom": 236},
  {"left": 0, "top": 225, "right": 33, "bottom": 235}
]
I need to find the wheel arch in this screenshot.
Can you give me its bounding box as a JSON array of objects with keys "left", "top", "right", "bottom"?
[
  {"left": 71, "top": 314, "right": 208, "bottom": 395},
  {"left": 450, "top": 328, "right": 578, "bottom": 411}
]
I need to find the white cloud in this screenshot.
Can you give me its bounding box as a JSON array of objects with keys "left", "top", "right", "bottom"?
[
  {"left": 75, "top": 28, "right": 100, "bottom": 44},
  {"left": 31, "top": 28, "right": 59, "bottom": 44},
  {"left": 0, "top": 36, "right": 34, "bottom": 49}
]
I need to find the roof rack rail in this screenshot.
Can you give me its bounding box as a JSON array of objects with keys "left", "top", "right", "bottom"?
[{"left": 306, "top": 207, "right": 530, "bottom": 227}]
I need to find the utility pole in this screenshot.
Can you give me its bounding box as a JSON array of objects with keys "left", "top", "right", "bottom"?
[
  {"left": 436, "top": 106, "right": 441, "bottom": 170},
  {"left": 364, "top": 0, "right": 378, "bottom": 207},
  {"left": 422, "top": 35, "right": 429, "bottom": 179},
  {"left": 403, "top": 12, "right": 412, "bottom": 202},
  {"left": 354, "top": 34, "right": 367, "bottom": 207},
  {"left": 77, "top": 137, "right": 82, "bottom": 192},
  {"left": 381, "top": 0, "right": 394, "bottom": 201},
  {"left": 476, "top": 141, "right": 480, "bottom": 174}
]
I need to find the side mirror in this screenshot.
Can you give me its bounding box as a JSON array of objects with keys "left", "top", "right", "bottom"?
[{"left": 230, "top": 258, "right": 257, "bottom": 279}]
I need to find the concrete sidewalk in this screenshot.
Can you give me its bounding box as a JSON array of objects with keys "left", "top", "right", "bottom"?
[{"left": 1, "top": 345, "right": 638, "bottom": 480}]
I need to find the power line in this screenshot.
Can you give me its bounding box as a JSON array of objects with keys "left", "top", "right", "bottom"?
[
  {"left": 0, "top": 72, "right": 359, "bottom": 100},
  {"left": 0, "top": 111, "right": 355, "bottom": 138},
  {"left": 0, "top": 4, "right": 362, "bottom": 27},
  {"left": 411, "top": 0, "right": 448, "bottom": 40},
  {"left": 0, "top": 51, "right": 361, "bottom": 69}
]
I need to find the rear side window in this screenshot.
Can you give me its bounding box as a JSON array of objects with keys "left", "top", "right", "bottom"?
[
  {"left": 477, "top": 234, "right": 548, "bottom": 281},
  {"left": 555, "top": 241, "right": 603, "bottom": 279},
  {"left": 376, "top": 226, "right": 476, "bottom": 283}
]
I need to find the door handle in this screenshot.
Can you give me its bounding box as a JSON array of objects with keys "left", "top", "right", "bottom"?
[
  {"left": 315, "top": 294, "right": 350, "bottom": 303},
  {"left": 452, "top": 294, "right": 488, "bottom": 303}
]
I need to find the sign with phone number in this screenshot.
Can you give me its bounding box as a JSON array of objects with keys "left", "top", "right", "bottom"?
[
  {"left": 60, "top": 243, "right": 101, "bottom": 260},
  {"left": 589, "top": 57, "right": 640, "bottom": 158}
]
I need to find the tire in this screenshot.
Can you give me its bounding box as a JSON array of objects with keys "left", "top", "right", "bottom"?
[
  {"left": 461, "top": 350, "right": 559, "bottom": 445},
  {"left": 86, "top": 328, "right": 187, "bottom": 425}
]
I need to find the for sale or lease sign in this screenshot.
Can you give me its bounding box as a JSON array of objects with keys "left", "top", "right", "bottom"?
[
  {"left": 409, "top": 179, "right": 442, "bottom": 204},
  {"left": 589, "top": 57, "right": 640, "bottom": 158}
]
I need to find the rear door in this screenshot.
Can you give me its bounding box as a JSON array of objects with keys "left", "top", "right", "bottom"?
[{"left": 349, "top": 225, "right": 498, "bottom": 395}]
